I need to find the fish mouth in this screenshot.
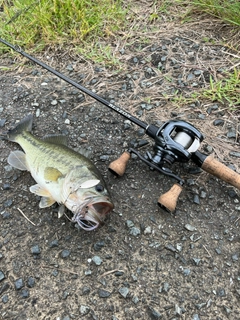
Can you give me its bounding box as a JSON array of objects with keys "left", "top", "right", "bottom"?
[{"left": 72, "top": 200, "right": 114, "bottom": 231}]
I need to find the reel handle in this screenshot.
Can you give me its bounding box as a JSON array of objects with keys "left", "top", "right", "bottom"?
[
  {"left": 108, "top": 151, "right": 131, "bottom": 176},
  {"left": 193, "top": 151, "right": 240, "bottom": 190},
  {"left": 158, "top": 183, "right": 183, "bottom": 213}
]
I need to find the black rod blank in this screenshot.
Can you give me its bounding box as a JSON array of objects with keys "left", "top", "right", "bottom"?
[{"left": 0, "top": 38, "right": 149, "bottom": 130}]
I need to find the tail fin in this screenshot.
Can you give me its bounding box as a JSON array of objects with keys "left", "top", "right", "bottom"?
[{"left": 7, "top": 114, "right": 33, "bottom": 142}]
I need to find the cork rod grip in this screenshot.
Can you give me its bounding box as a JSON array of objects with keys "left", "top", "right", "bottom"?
[{"left": 201, "top": 156, "right": 240, "bottom": 190}]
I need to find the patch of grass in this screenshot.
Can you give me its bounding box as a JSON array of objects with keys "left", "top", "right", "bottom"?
[
  {"left": 148, "top": 0, "right": 176, "bottom": 22},
  {"left": 198, "top": 69, "right": 240, "bottom": 108},
  {"left": 0, "top": 0, "right": 126, "bottom": 58},
  {"left": 178, "top": 0, "right": 240, "bottom": 26},
  {"left": 78, "top": 42, "right": 122, "bottom": 66},
  {"left": 172, "top": 69, "right": 240, "bottom": 109}
]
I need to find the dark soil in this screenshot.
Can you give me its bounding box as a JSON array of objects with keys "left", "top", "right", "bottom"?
[{"left": 0, "top": 12, "right": 240, "bottom": 320}]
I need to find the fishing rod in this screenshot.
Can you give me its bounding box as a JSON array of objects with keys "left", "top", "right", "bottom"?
[{"left": 1, "top": 37, "right": 240, "bottom": 213}]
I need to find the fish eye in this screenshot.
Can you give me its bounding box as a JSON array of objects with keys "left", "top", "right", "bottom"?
[{"left": 95, "top": 184, "right": 104, "bottom": 192}]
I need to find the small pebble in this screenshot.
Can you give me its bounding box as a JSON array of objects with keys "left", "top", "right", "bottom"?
[
  {"left": 84, "top": 270, "right": 92, "bottom": 276},
  {"left": 15, "top": 278, "right": 24, "bottom": 290},
  {"left": 132, "top": 295, "right": 139, "bottom": 304},
  {"left": 62, "top": 290, "right": 69, "bottom": 300},
  {"left": 119, "top": 287, "right": 129, "bottom": 298},
  {"left": 232, "top": 253, "right": 238, "bottom": 261},
  {"left": 163, "top": 282, "right": 170, "bottom": 292},
  {"left": 4, "top": 199, "right": 13, "bottom": 207},
  {"left": 200, "top": 191, "right": 207, "bottom": 198},
  {"left": 64, "top": 119, "right": 70, "bottom": 125},
  {"left": 213, "top": 119, "right": 224, "bottom": 126},
  {"left": 61, "top": 249, "right": 71, "bottom": 259},
  {"left": 230, "top": 151, "right": 240, "bottom": 158},
  {"left": 52, "top": 270, "right": 58, "bottom": 277},
  {"left": 185, "top": 224, "right": 196, "bottom": 231},
  {"left": 217, "top": 288, "right": 226, "bottom": 297},
  {"left": 193, "top": 194, "right": 200, "bottom": 204},
  {"left": 183, "top": 268, "right": 191, "bottom": 276},
  {"left": 148, "top": 306, "right": 162, "bottom": 319},
  {"left": 49, "top": 239, "right": 59, "bottom": 248},
  {"left": 187, "top": 73, "right": 195, "bottom": 81},
  {"left": 144, "top": 226, "right": 152, "bottom": 235},
  {"left": 0, "top": 271, "right": 5, "bottom": 282},
  {"left": 0, "top": 119, "right": 6, "bottom": 127},
  {"left": 98, "top": 289, "right": 111, "bottom": 298},
  {"left": 227, "top": 129, "right": 236, "bottom": 139},
  {"left": 82, "top": 286, "right": 90, "bottom": 295},
  {"left": 192, "top": 258, "right": 201, "bottom": 266},
  {"left": 94, "top": 241, "right": 105, "bottom": 251},
  {"left": 2, "top": 295, "right": 8, "bottom": 303},
  {"left": 31, "top": 245, "right": 41, "bottom": 255},
  {"left": 35, "top": 109, "right": 40, "bottom": 117},
  {"left": 3, "top": 183, "right": 10, "bottom": 190},
  {"left": 192, "top": 314, "right": 200, "bottom": 320},
  {"left": 126, "top": 220, "right": 134, "bottom": 228},
  {"left": 51, "top": 99, "right": 58, "bottom": 106},
  {"left": 80, "top": 305, "right": 90, "bottom": 315},
  {"left": 27, "top": 277, "right": 35, "bottom": 288},
  {"left": 20, "top": 288, "right": 29, "bottom": 298},
  {"left": 100, "top": 155, "right": 109, "bottom": 161},
  {"left": 92, "top": 256, "right": 102, "bottom": 265},
  {"left": 129, "top": 227, "right": 141, "bottom": 236},
  {"left": 66, "top": 64, "right": 74, "bottom": 71},
  {"left": 165, "top": 243, "right": 176, "bottom": 252}
]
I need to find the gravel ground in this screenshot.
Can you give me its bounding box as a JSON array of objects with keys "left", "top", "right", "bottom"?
[{"left": 0, "top": 13, "right": 240, "bottom": 320}]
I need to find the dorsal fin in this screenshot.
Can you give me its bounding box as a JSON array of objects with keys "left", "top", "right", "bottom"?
[{"left": 42, "top": 134, "right": 68, "bottom": 146}]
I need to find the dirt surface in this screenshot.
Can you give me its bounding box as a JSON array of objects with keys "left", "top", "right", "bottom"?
[{"left": 0, "top": 9, "right": 240, "bottom": 320}]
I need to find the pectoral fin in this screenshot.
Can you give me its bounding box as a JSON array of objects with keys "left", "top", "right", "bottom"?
[
  {"left": 44, "top": 167, "right": 63, "bottom": 181},
  {"left": 39, "top": 196, "right": 56, "bottom": 208},
  {"left": 30, "top": 184, "right": 56, "bottom": 208},
  {"left": 30, "top": 184, "right": 52, "bottom": 197},
  {"left": 7, "top": 150, "right": 29, "bottom": 171}
]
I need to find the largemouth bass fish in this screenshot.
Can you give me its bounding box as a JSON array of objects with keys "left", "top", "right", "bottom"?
[{"left": 6, "top": 115, "right": 113, "bottom": 230}]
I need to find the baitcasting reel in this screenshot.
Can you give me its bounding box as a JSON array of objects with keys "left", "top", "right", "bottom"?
[
  {"left": 109, "top": 119, "right": 204, "bottom": 212},
  {"left": 108, "top": 119, "right": 240, "bottom": 212},
  {"left": 146, "top": 120, "right": 203, "bottom": 165},
  {"left": 1, "top": 37, "right": 240, "bottom": 214}
]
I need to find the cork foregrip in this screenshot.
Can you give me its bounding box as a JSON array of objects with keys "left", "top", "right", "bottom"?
[
  {"left": 201, "top": 156, "right": 240, "bottom": 189},
  {"left": 108, "top": 151, "right": 131, "bottom": 176}
]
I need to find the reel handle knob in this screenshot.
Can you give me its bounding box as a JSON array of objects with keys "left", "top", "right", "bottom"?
[
  {"left": 158, "top": 183, "right": 183, "bottom": 213},
  {"left": 108, "top": 151, "right": 131, "bottom": 176}
]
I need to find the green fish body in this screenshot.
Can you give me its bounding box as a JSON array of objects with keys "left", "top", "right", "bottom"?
[{"left": 7, "top": 115, "right": 113, "bottom": 230}]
